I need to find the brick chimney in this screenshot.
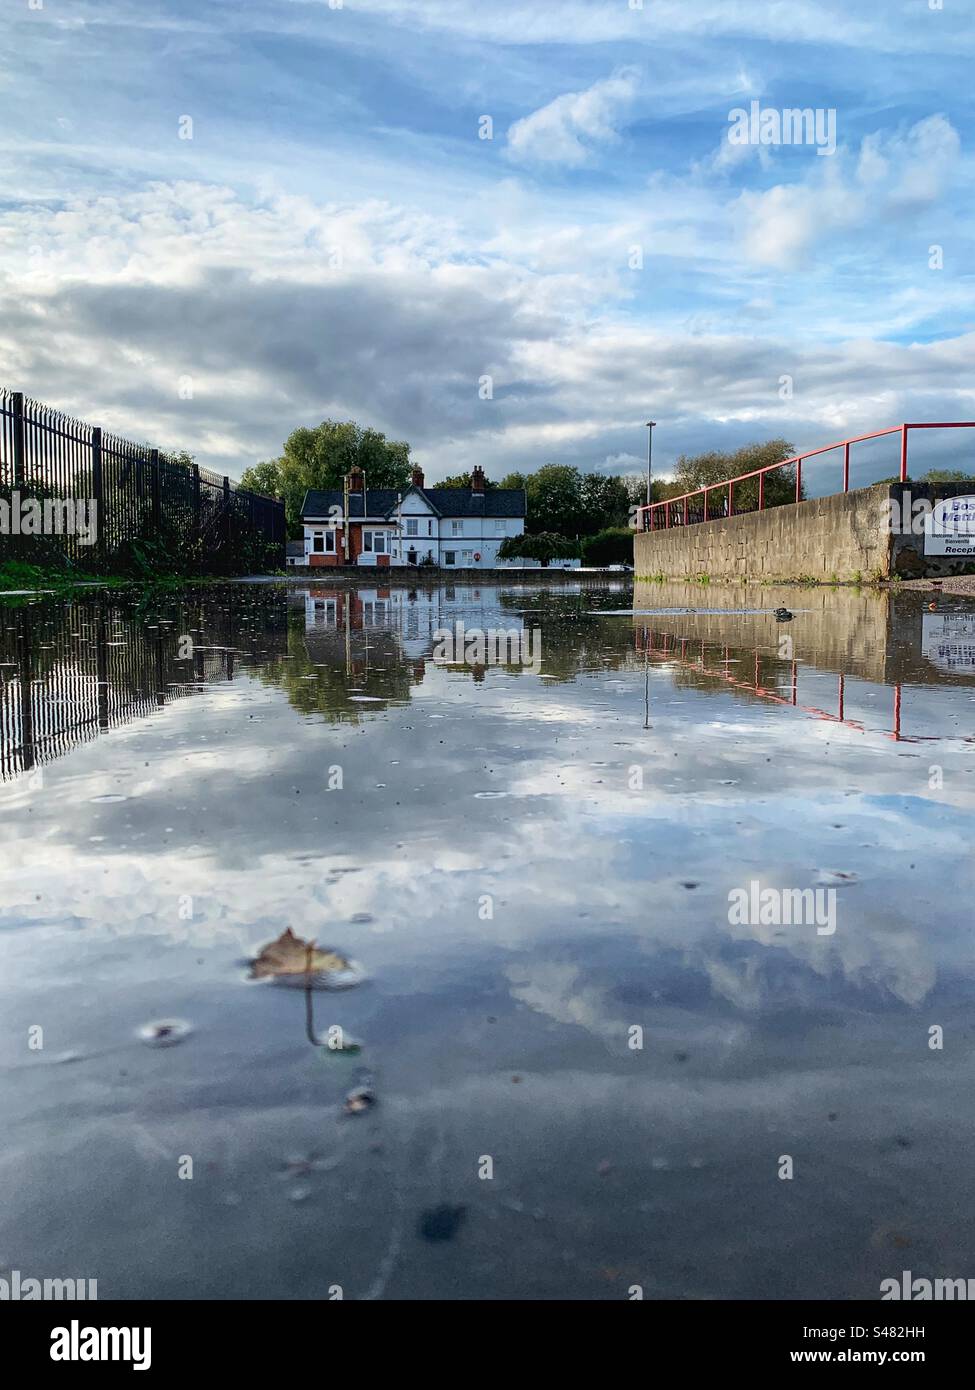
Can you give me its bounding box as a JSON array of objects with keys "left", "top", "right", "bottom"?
[
  {"left": 411, "top": 464, "right": 425, "bottom": 489},
  {"left": 471, "top": 465, "right": 486, "bottom": 494},
  {"left": 347, "top": 466, "right": 365, "bottom": 496}
]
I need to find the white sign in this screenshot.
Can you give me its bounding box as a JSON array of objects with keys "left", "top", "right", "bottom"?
[
  {"left": 922, "top": 613, "right": 975, "bottom": 672},
  {"left": 925, "top": 495, "right": 975, "bottom": 557}
]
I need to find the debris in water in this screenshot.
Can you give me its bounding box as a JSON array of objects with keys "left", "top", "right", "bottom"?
[
  {"left": 815, "top": 869, "right": 859, "bottom": 886},
  {"left": 343, "top": 1086, "right": 376, "bottom": 1116},
  {"left": 138, "top": 1019, "right": 192, "bottom": 1048},
  {"left": 418, "top": 1204, "right": 467, "bottom": 1242}
]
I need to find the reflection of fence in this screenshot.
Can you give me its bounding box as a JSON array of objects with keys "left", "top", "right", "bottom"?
[
  {"left": 633, "top": 626, "right": 921, "bottom": 741},
  {"left": 0, "top": 596, "right": 286, "bottom": 781},
  {"left": 638, "top": 422, "right": 975, "bottom": 532},
  {"left": 0, "top": 389, "right": 285, "bottom": 572}
]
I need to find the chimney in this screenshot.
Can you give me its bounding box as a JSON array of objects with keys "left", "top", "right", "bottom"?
[
  {"left": 347, "top": 466, "right": 365, "bottom": 495},
  {"left": 471, "top": 465, "right": 485, "bottom": 494},
  {"left": 411, "top": 464, "right": 425, "bottom": 489}
]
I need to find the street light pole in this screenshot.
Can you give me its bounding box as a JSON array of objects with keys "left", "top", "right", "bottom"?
[{"left": 645, "top": 420, "right": 657, "bottom": 506}]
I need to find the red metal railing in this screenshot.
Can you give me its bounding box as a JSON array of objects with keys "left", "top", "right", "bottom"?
[{"left": 637, "top": 421, "right": 975, "bottom": 531}]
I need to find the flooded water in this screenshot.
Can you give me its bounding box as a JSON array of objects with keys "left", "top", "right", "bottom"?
[{"left": 1, "top": 577, "right": 974, "bottom": 1300}]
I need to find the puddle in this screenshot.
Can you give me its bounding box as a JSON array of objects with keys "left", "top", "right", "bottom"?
[{"left": 1, "top": 576, "right": 974, "bottom": 1299}]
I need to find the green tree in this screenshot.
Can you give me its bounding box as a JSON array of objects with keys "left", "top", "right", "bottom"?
[
  {"left": 435, "top": 471, "right": 496, "bottom": 489},
  {"left": 580, "top": 528, "right": 633, "bottom": 565},
  {"left": 670, "top": 439, "right": 798, "bottom": 512},
  {"left": 498, "top": 532, "right": 580, "bottom": 566},
  {"left": 523, "top": 465, "right": 584, "bottom": 536},
  {"left": 239, "top": 459, "right": 284, "bottom": 498},
  {"left": 920, "top": 469, "right": 973, "bottom": 483},
  {"left": 579, "top": 473, "right": 631, "bottom": 534},
  {"left": 498, "top": 470, "right": 527, "bottom": 491},
  {"left": 243, "top": 421, "right": 412, "bottom": 534}
]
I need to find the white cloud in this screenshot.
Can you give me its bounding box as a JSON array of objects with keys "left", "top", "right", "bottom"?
[
  {"left": 506, "top": 69, "right": 639, "bottom": 167},
  {"left": 735, "top": 116, "right": 962, "bottom": 269}
]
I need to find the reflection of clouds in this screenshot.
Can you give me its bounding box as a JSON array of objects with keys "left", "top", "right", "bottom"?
[
  {"left": 505, "top": 961, "right": 612, "bottom": 1035},
  {"left": 2, "top": 596, "right": 974, "bottom": 1026}
]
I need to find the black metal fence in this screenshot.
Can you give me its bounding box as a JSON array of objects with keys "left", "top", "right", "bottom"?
[{"left": 0, "top": 389, "right": 285, "bottom": 573}]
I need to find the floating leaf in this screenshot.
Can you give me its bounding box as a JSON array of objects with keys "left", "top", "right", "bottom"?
[{"left": 250, "top": 927, "right": 350, "bottom": 981}]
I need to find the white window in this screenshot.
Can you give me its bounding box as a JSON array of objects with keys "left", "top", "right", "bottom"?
[
  {"left": 312, "top": 530, "right": 336, "bottom": 554},
  {"left": 451, "top": 520, "right": 463, "bottom": 536},
  {"left": 406, "top": 519, "right": 418, "bottom": 537},
  {"left": 462, "top": 550, "right": 473, "bottom": 562},
  {"left": 428, "top": 520, "right": 433, "bottom": 535}
]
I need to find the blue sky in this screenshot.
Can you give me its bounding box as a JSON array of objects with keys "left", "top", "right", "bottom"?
[{"left": 1, "top": 0, "right": 973, "bottom": 482}]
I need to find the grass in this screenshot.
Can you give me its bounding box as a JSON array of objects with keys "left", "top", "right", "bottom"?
[
  {"left": 0, "top": 560, "right": 126, "bottom": 596},
  {"left": 0, "top": 560, "right": 271, "bottom": 602}
]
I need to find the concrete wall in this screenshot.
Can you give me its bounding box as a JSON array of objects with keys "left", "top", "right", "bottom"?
[{"left": 634, "top": 482, "right": 892, "bottom": 582}]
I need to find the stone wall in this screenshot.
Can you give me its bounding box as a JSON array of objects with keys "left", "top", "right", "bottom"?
[{"left": 634, "top": 483, "right": 892, "bottom": 582}]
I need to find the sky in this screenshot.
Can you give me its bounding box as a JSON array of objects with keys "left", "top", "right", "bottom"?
[{"left": 1, "top": 0, "right": 973, "bottom": 483}]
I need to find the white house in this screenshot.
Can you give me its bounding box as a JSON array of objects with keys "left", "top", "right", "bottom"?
[{"left": 299, "top": 465, "right": 527, "bottom": 569}]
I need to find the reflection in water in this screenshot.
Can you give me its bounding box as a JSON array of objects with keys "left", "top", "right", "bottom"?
[
  {"left": 0, "top": 590, "right": 288, "bottom": 781},
  {"left": 1, "top": 577, "right": 974, "bottom": 1300}
]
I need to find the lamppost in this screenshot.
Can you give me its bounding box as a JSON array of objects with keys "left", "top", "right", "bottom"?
[{"left": 645, "top": 420, "right": 657, "bottom": 509}]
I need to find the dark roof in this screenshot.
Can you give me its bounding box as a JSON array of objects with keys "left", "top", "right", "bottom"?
[
  {"left": 301, "top": 485, "right": 526, "bottom": 520},
  {"left": 286, "top": 540, "right": 305, "bottom": 556}
]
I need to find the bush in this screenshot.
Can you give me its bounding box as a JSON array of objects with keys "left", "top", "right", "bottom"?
[
  {"left": 497, "top": 532, "right": 580, "bottom": 566},
  {"left": 580, "top": 528, "right": 633, "bottom": 566}
]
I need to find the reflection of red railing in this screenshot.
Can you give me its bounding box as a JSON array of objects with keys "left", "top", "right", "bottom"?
[
  {"left": 637, "top": 421, "right": 975, "bottom": 531},
  {"left": 635, "top": 627, "right": 919, "bottom": 741}
]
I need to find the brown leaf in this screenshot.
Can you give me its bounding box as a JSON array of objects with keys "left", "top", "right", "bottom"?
[{"left": 250, "top": 927, "right": 350, "bottom": 981}]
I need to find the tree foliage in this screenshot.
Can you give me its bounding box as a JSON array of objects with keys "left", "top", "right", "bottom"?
[
  {"left": 670, "top": 439, "right": 798, "bottom": 511},
  {"left": 497, "top": 532, "right": 580, "bottom": 566},
  {"left": 580, "top": 528, "right": 633, "bottom": 566},
  {"left": 239, "top": 421, "right": 412, "bottom": 535},
  {"left": 435, "top": 472, "right": 496, "bottom": 489}
]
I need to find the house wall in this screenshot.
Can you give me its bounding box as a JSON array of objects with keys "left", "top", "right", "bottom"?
[{"left": 303, "top": 490, "right": 526, "bottom": 569}]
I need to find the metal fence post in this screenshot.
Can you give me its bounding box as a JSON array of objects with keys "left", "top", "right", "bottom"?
[
  {"left": 11, "top": 391, "right": 25, "bottom": 489},
  {"left": 192, "top": 464, "right": 201, "bottom": 554},
  {"left": 150, "top": 448, "right": 161, "bottom": 530},
  {"left": 899, "top": 426, "right": 909, "bottom": 482},
  {"left": 92, "top": 426, "right": 104, "bottom": 561},
  {"left": 842, "top": 442, "right": 850, "bottom": 492},
  {"left": 149, "top": 450, "right": 160, "bottom": 525},
  {"left": 223, "top": 476, "right": 232, "bottom": 556},
  {"left": 795, "top": 459, "right": 802, "bottom": 503}
]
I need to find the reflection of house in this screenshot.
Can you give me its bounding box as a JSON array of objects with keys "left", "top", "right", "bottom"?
[
  {"left": 303, "top": 584, "right": 524, "bottom": 661},
  {"left": 285, "top": 540, "right": 305, "bottom": 567},
  {"left": 300, "top": 465, "right": 526, "bottom": 569}
]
